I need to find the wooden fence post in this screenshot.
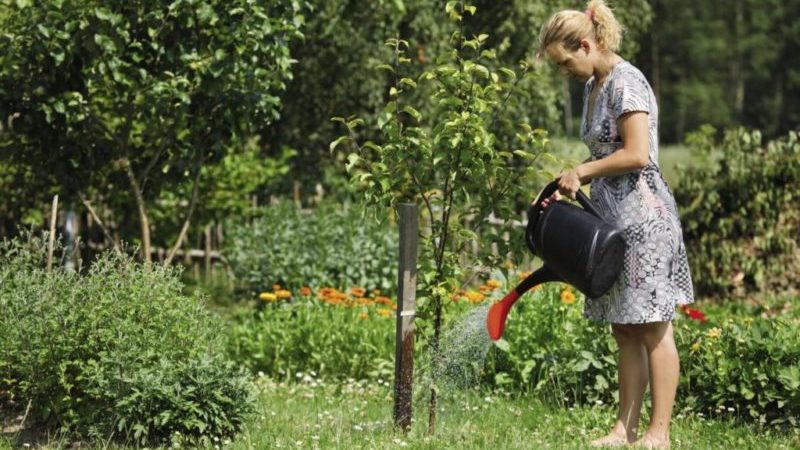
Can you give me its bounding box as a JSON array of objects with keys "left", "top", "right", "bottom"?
[
  {"left": 394, "top": 203, "right": 418, "bottom": 431},
  {"left": 47, "top": 195, "right": 58, "bottom": 272}
]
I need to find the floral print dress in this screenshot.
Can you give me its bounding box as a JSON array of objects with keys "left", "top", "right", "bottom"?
[{"left": 581, "top": 60, "right": 694, "bottom": 324}]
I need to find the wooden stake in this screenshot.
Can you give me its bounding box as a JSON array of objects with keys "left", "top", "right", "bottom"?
[
  {"left": 394, "top": 203, "right": 418, "bottom": 431},
  {"left": 47, "top": 195, "right": 58, "bottom": 272}
]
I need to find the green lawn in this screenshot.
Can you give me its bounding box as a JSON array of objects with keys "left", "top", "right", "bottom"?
[
  {"left": 5, "top": 377, "right": 798, "bottom": 449},
  {"left": 218, "top": 378, "right": 797, "bottom": 450}
]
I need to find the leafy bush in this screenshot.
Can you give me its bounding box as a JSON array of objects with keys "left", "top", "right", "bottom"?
[
  {"left": 677, "top": 316, "right": 800, "bottom": 427},
  {"left": 0, "top": 234, "right": 253, "bottom": 446},
  {"left": 225, "top": 287, "right": 396, "bottom": 381},
  {"left": 674, "top": 127, "right": 800, "bottom": 299},
  {"left": 482, "top": 271, "right": 800, "bottom": 427},
  {"left": 224, "top": 201, "right": 398, "bottom": 295}
]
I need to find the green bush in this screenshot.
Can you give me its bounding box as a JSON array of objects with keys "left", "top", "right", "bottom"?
[
  {"left": 225, "top": 294, "right": 395, "bottom": 381},
  {"left": 676, "top": 316, "right": 800, "bottom": 427},
  {"left": 674, "top": 127, "right": 800, "bottom": 299},
  {"left": 224, "top": 200, "right": 398, "bottom": 296},
  {"left": 0, "top": 234, "right": 253, "bottom": 446},
  {"left": 482, "top": 272, "right": 800, "bottom": 427}
]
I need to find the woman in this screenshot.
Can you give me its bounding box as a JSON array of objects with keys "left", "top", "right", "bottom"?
[{"left": 537, "top": 1, "right": 695, "bottom": 448}]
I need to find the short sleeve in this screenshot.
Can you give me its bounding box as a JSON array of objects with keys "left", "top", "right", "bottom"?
[{"left": 610, "top": 69, "right": 651, "bottom": 120}]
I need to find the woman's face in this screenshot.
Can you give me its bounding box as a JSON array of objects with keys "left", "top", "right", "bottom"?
[{"left": 545, "top": 42, "right": 594, "bottom": 82}]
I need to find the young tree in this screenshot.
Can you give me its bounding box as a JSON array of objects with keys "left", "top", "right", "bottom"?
[{"left": 333, "top": 2, "right": 560, "bottom": 434}]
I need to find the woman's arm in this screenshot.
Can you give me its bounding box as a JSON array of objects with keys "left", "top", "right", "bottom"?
[
  {"left": 542, "top": 111, "right": 650, "bottom": 204},
  {"left": 575, "top": 111, "right": 649, "bottom": 184}
]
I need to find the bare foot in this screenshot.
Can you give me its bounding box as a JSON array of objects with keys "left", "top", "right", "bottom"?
[
  {"left": 634, "top": 434, "right": 670, "bottom": 449},
  {"left": 590, "top": 431, "right": 635, "bottom": 448}
]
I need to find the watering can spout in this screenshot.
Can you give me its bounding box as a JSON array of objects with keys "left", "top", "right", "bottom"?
[{"left": 486, "top": 265, "right": 560, "bottom": 341}]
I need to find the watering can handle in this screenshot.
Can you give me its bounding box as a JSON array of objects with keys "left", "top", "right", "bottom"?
[
  {"left": 526, "top": 179, "right": 605, "bottom": 253},
  {"left": 530, "top": 179, "right": 603, "bottom": 219}
]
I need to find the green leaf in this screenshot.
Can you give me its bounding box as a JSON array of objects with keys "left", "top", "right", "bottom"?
[
  {"left": 330, "top": 136, "right": 348, "bottom": 153},
  {"left": 493, "top": 338, "right": 510, "bottom": 352}
]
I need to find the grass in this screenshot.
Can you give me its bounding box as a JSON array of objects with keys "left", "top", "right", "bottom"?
[
  {"left": 5, "top": 377, "right": 799, "bottom": 449},
  {"left": 224, "top": 378, "right": 800, "bottom": 450}
]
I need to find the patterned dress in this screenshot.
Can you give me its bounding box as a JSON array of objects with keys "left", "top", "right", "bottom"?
[{"left": 581, "top": 60, "right": 694, "bottom": 324}]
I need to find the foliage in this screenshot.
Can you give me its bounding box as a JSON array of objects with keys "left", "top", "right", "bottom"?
[
  {"left": 0, "top": 0, "right": 304, "bottom": 253},
  {"left": 673, "top": 127, "right": 799, "bottom": 299},
  {"left": 677, "top": 315, "right": 800, "bottom": 427},
  {"left": 636, "top": 0, "right": 800, "bottom": 142},
  {"left": 482, "top": 272, "right": 800, "bottom": 428},
  {"left": 0, "top": 234, "right": 254, "bottom": 446},
  {"left": 225, "top": 289, "right": 397, "bottom": 381},
  {"left": 224, "top": 200, "right": 398, "bottom": 296}
]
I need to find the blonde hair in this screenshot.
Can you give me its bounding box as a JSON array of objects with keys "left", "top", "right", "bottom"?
[{"left": 539, "top": 0, "right": 623, "bottom": 53}]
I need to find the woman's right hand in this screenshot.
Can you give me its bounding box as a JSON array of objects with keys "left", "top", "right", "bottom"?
[{"left": 539, "top": 190, "right": 563, "bottom": 211}]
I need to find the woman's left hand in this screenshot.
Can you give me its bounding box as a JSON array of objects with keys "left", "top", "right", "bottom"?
[{"left": 556, "top": 169, "right": 582, "bottom": 200}]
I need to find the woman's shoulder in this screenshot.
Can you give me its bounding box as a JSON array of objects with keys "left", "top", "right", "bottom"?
[{"left": 614, "top": 61, "right": 650, "bottom": 87}]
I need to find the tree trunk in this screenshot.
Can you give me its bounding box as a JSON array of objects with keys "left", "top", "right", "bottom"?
[
  {"left": 165, "top": 165, "right": 203, "bottom": 265},
  {"left": 122, "top": 157, "right": 152, "bottom": 268},
  {"left": 427, "top": 290, "right": 443, "bottom": 435}
]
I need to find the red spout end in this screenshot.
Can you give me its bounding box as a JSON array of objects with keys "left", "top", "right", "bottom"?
[{"left": 486, "top": 290, "right": 521, "bottom": 341}]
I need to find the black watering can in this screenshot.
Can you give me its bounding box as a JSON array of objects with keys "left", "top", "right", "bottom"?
[{"left": 486, "top": 179, "right": 627, "bottom": 340}]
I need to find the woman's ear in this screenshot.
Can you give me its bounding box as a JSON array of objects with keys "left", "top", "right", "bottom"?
[{"left": 579, "top": 39, "right": 592, "bottom": 54}]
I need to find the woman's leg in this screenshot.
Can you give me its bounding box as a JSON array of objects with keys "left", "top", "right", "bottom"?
[
  {"left": 635, "top": 321, "right": 679, "bottom": 448},
  {"left": 591, "top": 323, "right": 649, "bottom": 447}
]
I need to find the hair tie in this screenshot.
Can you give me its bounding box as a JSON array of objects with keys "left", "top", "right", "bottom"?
[{"left": 585, "top": 8, "right": 595, "bottom": 22}]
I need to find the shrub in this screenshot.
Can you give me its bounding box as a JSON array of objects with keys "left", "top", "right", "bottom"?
[
  {"left": 225, "top": 288, "right": 396, "bottom": 381},
  {"left": 224, "top": 200, "right": 398, "bottom": 296},
  {"left": 0, "top": 234, "right": 253, "bottom": 446},
  {"left": 481, "top": 270, "right": 800, "bottom": 427},
  {"left": 674, "top": 127, "right": 800, "bottom": 299}
]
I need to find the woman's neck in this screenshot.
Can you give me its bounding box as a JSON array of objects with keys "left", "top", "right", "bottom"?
[{"left": 593, "top": 53, "right": 622, "bottom": 85}]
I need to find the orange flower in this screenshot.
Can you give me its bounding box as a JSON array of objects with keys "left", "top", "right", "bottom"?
[
  {"left": 275, "top": 290, "right": 292, "bottom": 299},
  {"left": 350, "top": 287, "right": 366, "bottom": 297},
  {"left": 356, "top": 297, "right": 373, "bottom": 305},
  {"left": 486, "top": 279, "right": 502, "bottom": 289},
  {"left": 478, "top": 285, "right": 492, "bottom": 293},
  {"left": 377, "top": 308, "right": 393, "bottom": 318},
  {"left": 374, "top": 296, "right": 394, "bottom": 306},
  {"left": 358, "top": 312, "right": 369, "bottom": 320},
  {"left": 272, "top": 284, "right": 282, "bottom": 291},
  {"left": 300, "top": 287, "right": 312, "bottom": 296},
  {"left": 465, "top": 290, "right": 485, "bottom": 303},
  {"left": 560, "top": 289, "right": 576, "bottom": 305}
]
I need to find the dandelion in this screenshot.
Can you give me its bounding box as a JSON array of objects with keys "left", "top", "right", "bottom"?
[
  {"left": 690, "top": 341, "right": 701, "bottom": 352},
  {"left": 259, "top": 292, "right": 277, "bottom": 302},
  {"left": 377, "top": 308, "right": 392, "bottom": 318},
  {"left": 358, "top": 312, "right": 369, "bottom": 320},
  {"left": 275, "top": 289, "right": 292, "bottom": 299},
  {"left": 560, "top": 289, "right": 576, "bottom": 305},
  {"left": 706, "top": 327, "right": 722, "bottom": 339}
]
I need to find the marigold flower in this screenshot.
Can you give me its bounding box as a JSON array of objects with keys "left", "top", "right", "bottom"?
[
  {"left": 259, "top": 292, "right": 277, "bottom": 302},
  {"left": 706, "top": 327, "right": 722, "bottom": 339},
  {"left": 478, "top": 285, "right": 492, "bottom": 293},
  {"left": 300, "top": 287, "right": 312, "bottom": 296},
  {"left": 465, "top": 290, "right": 485, "bottom": 303},
  {"left": 350, "top": 287, "right": 366, "bottom": 297},
  {"left": 560, "top": 289, "right": 576, "bottom": 305},
  {"left": 356, "top": 297, "right": 373, "bottom": 305},
  {"left": 486, "top": 279, "right": 502, "bottom": 289},
  {"left": 377, "top": 308, "right": 393, "bottom": 318},
  {"left": 358, "top": 312, "right": 369, "bottom": 320},
  {"left": 374, "top": 296, "right": 394, "bottom": 306},
  {"left": 275, "top": 290, "right": 292, "bottom": 299}
]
